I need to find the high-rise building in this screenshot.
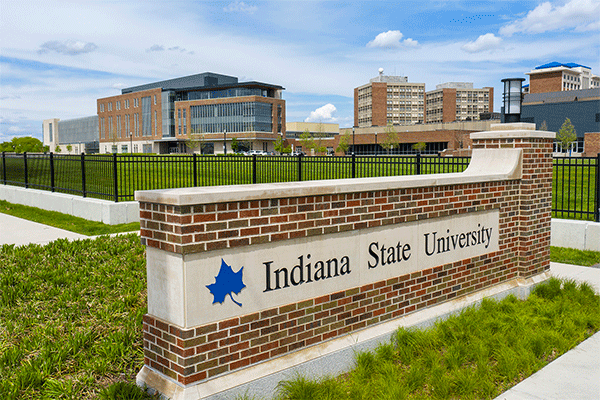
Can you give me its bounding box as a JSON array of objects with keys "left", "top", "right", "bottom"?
[
  {"left": 525, "top": 62, "right": 600, "bottom": 94},
  {"left": 425, "top": 83, "right": 493, "bottom": 124},
  {"left": 354, "top": 69, "right": 425, "bottom": 127}
]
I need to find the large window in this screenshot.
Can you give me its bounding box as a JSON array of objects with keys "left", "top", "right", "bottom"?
[
  {"left": 189, "top": 102, "right": 272, "bottom": 133},
  {"left": 142, "top": 96, "right": 151, "bottom": 136}
]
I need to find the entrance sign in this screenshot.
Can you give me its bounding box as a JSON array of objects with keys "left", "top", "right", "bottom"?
[{"left": 136, "top": 123, "right": 554, "bottom": 399}]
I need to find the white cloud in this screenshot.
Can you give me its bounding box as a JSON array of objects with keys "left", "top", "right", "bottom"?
[
  {"left": 367, "top": 30, "right": 403, "bottom": 48},
  {"left": 367, "top": 30, "right": 420, "bottom": 48},
  {"left": 223, "top": 1, "right": 257, "bottom": 14},
  {"left": 461, "top": 33, "right": 502, "bottom": 53},
  {"left": 38, "top": 40, "right": 98, "bottom": 55},
  {"left": 500, "top": 0, "right": 600, "bottom": 36},
  {"left": 403, "top": 38, "right": 419, "bottom": 47},
  {"left": 305, "top": 104, "right": 337, "bottom": 122}
]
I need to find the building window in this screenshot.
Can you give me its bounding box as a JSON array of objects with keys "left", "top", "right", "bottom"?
[
  {"left": 48, "top": 123, "right": 53, "bottom": 142},
  {"left": 154, "top": 95, "right": 157, "bottom": 105},
  {"left": 108, "top": 102, "right": 112, "bottom": 111},
  {"left": 142, "top": 96, "right": 151, "bottom": 136}
]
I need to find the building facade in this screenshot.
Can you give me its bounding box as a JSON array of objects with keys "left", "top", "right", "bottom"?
[
  {"left": 521, "top": 87, "right": 600, "bottom": 154},
  {"left": 425, "top": 83, "right": 493, "bottom": 124},
  {"left": 98, "top": 73, "right": 286, "bottom": 154},
  {"left": 42, "top": 116, "right": 99, "bottom": 154},
  {"left": 354, "top": 69, "right": 425, "bottom": 127},
  {"left": 525, "top": 62, "right": 600, "bottom": 94}
]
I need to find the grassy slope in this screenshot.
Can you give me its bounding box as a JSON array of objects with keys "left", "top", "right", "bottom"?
[{"left": 0, "top": 200, "right": 139, "bottom": 236}]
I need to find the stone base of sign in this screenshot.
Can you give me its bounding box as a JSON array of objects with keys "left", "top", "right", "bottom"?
[{"left": 137, "top": 270, "right": 550, "bottom": 400}]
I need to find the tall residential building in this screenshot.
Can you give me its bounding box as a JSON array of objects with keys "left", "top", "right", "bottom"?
[
  {"left": 525, "top": 62, "right": 600, "bottom": 94},
  {"left": 425, "top": 83, "right": 493, "bottom": 124},
  {"left": 96, "top": 72, "right": 285, "bottom": 154},
  {"left": 354, "top": 69, "right": 425, "bottom": 127}
]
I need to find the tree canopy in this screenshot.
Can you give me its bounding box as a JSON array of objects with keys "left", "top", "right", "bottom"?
[
  {"left": 0, "top": 137, "right": 46, "bottom": 153},
  {"left": 557, "top": 118, "right": 576, "bottom": 153}
]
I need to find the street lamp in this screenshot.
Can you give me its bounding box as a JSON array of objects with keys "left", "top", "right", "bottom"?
[
  {"left": 223, "top": 129, "right": 227, "bottom": 155},
  {"left": 129, "top": 132, "right": 133, "bottom": 154},
  {"left": 501, "top": 78, "right": 525, "bottom": 123},
  {"left": 375, "top": 132, "right": 378, "bottom": 156}
]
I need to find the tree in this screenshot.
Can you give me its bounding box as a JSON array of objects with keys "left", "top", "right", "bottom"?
[
  {"left": 557, "top": 118, "right": 576, "bottom": 154},
  {"left": 0, "top": 137, "right": 45, "bottom": 153},
  {"left": 336, "top": 130, "right": 351, "bottom": 155},
  {"left": 299, "top": 129, "right": 315, "bottom": 155},
  {"left": 66, "top": 144, "right": 73, "bottom": 153},
  {"left": 274, "top": 135, "right": 291, "bottom": 155},
  {"left": 185, "top": 128, "right": 208, "bottom": 154},
  {"left": 381, "top": 122, "right": 399, "bottom": 154},
  {"left": 412, "top": 142, "right": 426, "bottom": 154},
  {"left": 55, "top": 145, "right": 61, "bottom": 153},
  {"left": 231, "top": 137, "right": 239, "bottom": 153}
]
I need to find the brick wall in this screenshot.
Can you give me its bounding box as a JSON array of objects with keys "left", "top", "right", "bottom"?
[
  {"left": 584, "top": 132, "right": 600, "bottom": 156},
  {"left": 371, "top": 82, "right": 387, "bottom": 127},
  {"left": 529, "top": 72, "right": 562, "bottom": 94},
  {"left": 137, "top": 128, "right": 553, "bottom": 390}
]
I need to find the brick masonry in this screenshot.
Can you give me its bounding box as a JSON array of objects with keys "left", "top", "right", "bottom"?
[
  {"left": 584, "top": 132, "right": 600, "bottom": 157},
  {"left": 138, "top": 132, "right": 553, "bottom": 388}
]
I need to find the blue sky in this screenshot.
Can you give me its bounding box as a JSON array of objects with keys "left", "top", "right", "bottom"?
[{"left": 1, "top": 0, "right": 599, "bottom": 142}]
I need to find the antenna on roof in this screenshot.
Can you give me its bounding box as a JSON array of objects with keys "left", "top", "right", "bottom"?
[{"left": 379, "top": 67, "right": 384, "bottom": 82}]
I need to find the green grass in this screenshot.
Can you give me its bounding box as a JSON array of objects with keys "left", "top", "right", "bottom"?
[
  {"left": 0, "top": 234, "right": 154, "bottom": 399},
  {"left": 0, "top": 200, "right": 140, "bottom": 236},
  {"left": 551, "top": 246, "right": 600, "bottom": 267},
  {"left": 266, "top": 278, "right": 600, "bottom": 400}
]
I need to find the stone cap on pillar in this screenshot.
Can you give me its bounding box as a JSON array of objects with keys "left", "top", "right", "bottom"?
[{"left": 471, "top": 122, "right": 556, "bottom": 140}]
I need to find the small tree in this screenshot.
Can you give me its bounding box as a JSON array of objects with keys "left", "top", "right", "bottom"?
[
  {"left": 299, "top": 130, "right": 315, "bottom": 155},
  {"left": 231, "top": 137, "right": 239, "bottom": 153},
  {"left": 185, "top": 128, "right": 208, "bottom": 154},
  {"left": 557, "top": 118, "right": 577, "bottom": 154},
  {"left": 412, "top": 142, "right": 426, "bottom": 154},
  {"left": 66, "top": 144, "right": 73, "bottom": 153},
  {"left": 55, "top": 145, "right": 61, "bottom": 153},
  {"left": 274, "top": 136, "right": 291, "bottom": 155},
  {"left": 336, "top": 130, "right": 351, "bottom": 155},
  {"left": 381, "top": 122, "right": 399, "bottom": 154}
]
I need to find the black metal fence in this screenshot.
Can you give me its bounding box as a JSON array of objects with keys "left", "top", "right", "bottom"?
[{"left": 2, "top": 152, "right": 599, "bottom": 221}]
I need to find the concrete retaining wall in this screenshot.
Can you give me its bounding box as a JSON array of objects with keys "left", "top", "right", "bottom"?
[
  {"left": 0, "top": 185, "right": 138, "bottom": 225},
  {"left": 551, "top": 219, "right": 600, "bottom": 251}
]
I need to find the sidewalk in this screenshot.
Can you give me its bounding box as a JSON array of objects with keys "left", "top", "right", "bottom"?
[
  {"left": 1, "top": 213, "right": 599, "bottom": 399},
  {"left": 0, "top": 212, "right": 88, "bottom": 246}
]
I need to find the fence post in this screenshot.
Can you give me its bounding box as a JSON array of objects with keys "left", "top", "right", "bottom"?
[
  {"left": 416, "top": 153, "right": 421, "bottom": 175},
  {"left": 23, "top": 152, "right": 28, "bottom": 188},
  {"left": 595, "top": 153, "right": 600, "bottom": 222},
  {"left": 2, "top": 152, "right": 6, "bottom": 184},
  {"left": 50, "top": 152, "right": 55, "bottom": 192},
  {"left": 351, "top": 153, "right": 356, "bottom": 179},
  {"left": 113, "top": 153, "right": 119, "bottom": 202},
  {"left": 252, "top": 155, "right": 257, "bottom": 184},
  {"left": 297, "top": 154, "right": 303, "bottom": 182},
  {"left": 193, "top": 153, "right": 198, "bottom": 187},
  {"left": 81, "top": 153, "right": 87, "bottom": 198}
]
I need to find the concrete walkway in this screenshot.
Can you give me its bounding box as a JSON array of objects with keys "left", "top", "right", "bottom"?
[
  {"left": 0, "top": 212, "right": 88, "bottom": 246},
  {"left": 1, "top": 212, "right": 599, "bottom": 400}
]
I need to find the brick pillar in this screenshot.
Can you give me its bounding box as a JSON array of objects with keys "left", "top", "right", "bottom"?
[{"left": 471, "top": 123, "right": 555, "bottom": 278}]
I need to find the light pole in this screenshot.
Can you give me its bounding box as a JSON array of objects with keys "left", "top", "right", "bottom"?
[
  {"left": 129, "top": 132, "right": 133, "bottom": 154},
  {"left": 352, "top": 126, "right": 356, "bottom": 155},
  {"left": 223, "top": 129, "right": 227, "bottom": 155},
  {"left": 375, "top": 132, "right": 378, "bottom": 156}
]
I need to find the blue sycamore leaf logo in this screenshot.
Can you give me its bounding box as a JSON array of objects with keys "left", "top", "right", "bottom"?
[{"left": 206, "top": 259, "right": 246, "bottom": 307}]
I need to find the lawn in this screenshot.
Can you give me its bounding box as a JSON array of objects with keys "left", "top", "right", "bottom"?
[{"left": 0, "top": 233, "right": 598, "bottom": 400}]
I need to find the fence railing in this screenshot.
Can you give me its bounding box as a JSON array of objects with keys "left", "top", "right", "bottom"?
[{"left": 2, "top": 152, "right": 599, "bottom": 221}]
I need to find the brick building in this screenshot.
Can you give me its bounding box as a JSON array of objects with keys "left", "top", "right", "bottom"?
[
  {"left": 354, "top": 69, "right": 425, "bottom": 127},
  {"left": 525, "top": 62, "right": 600, "bottom": 94},
  {"left": 425, "top": 82, "right": 493, "bottom": 124}
]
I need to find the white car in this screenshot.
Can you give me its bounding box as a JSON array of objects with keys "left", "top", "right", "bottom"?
[{"left": 247, "top": 150, "right": 268, "bottom": 156}]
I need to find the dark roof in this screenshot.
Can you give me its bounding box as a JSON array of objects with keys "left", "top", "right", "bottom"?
[
  {"left": 523, "top": 88, "right": 600, "bottom": 104},
  {"left": 535, "top": 62, "right": 591, "bottom": 70}
]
